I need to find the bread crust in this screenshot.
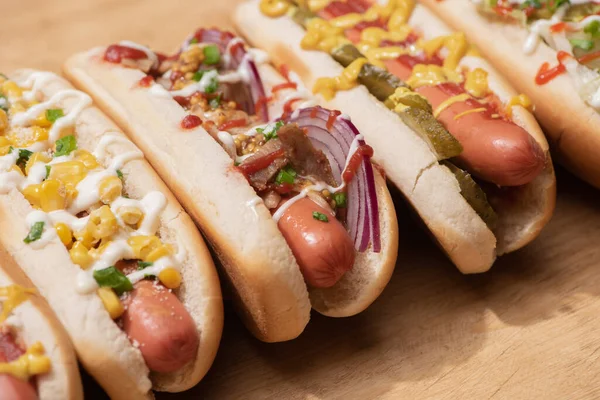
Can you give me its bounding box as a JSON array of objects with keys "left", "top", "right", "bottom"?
[
  {"left": 0, "top": 71, "right": 223, "bottom": 396},
  {"left": 233, "top": 0, "right": 556, "bottom": 271},
  {"left": 63, "top": 34, "right": 399, "bottom": 331},
  {"left": 0, "top": 245, "right": 83, "bottom": 400},
  {"left": 419, "top": 0, "right": 598, "bottom": 188}
]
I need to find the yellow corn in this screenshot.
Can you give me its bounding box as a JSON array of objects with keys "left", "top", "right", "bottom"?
[
  {"left": 1, "top": 81, "right": 22, "bottom": 99},
  {"left": 96, "top": 287, "right": 124, "bottom": 319},
  {"left": 54, "top": 223, "right": 72, "bottom": 247},
  {"left": 87, "top": 206, "right": 118, "bottom": 240},
  {"left": 8, "top": 102, "right": 25, "bottom": 115},
  {"left": 9, "top": 165, "right": 23, "bottom": 176},
  {"left": 146, "top": 244, "right": 174, "bottom": 262},
  {"left": 69, "top": 241, "right": 93, "bottom": 269},
  {"left": 39, "top": 179, "right": 66, "bottom": 212},
  {"left": 127, "top": 235, "right": 162, "bottom": 260},
  {"left": 25, "top": 152, "right": 51, "bottom": 176},
  {"left": 73, "top": 226, "right": 96, "bottom": 249},
  {"left": 0, "top": 109, "right": 8, "bottom": 133},
  {"left": 0, "top": 136, "right": 12, "bottom": 156},
  {"left": 64, "top": 184, "right": 78, "bottom": 208},
  {"left": 7, "top": 126, "right": 48, "bottom": 148},
  {"left": 48, "top": 161, "right": 86, "bottom": 187},
  {"left": 33, "top": 113, "right": 52, "bottom": 128},
  {"left": 22, "top": 184, "right": 42, "bottom": 209},
  {"left": 98, "top": 176, "right": 122, "bottom": 204},
  {"left": 118, "top": 206, "right": 143, "bottom": 226},
  {"left": 88, "top": 239, "right": 111, "bottom": 260},
  {"left": 158, "top": 267, "right": 182, "bottom": 289},
  {"left": 74, "top": 150, "right": 99, "bottom": 170}
]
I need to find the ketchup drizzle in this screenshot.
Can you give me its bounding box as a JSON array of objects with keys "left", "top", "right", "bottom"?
[{"left": 181, "top": 115, "right": 202, "bottom": 129}]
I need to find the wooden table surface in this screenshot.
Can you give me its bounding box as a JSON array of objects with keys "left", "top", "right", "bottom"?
[{"left": 4, "top": 1, "right": 600, "bottom": 399}]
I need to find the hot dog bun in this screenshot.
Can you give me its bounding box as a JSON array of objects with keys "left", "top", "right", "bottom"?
[
  {"left": 419, "top": 0, "right": 600, "bottom": 189},
  {"left": 0, "top": 245, "right": 83, "bottom": 400},
  {"left": 63, "top": 36, "right": 398, "bottom": 337},
  {"left": 233, "top": 0, "right": 555, "bottom": 271},
  {"left": 0, "top": 71, "right": 223, "bottom": 397}
]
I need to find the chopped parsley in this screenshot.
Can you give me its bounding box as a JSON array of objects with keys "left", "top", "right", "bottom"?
[
  {"left": 23, "top": 221, "right": 44, "bottom": 243},
  {"left": 93, "top": 266, "right": 133, "bottom": 295},
  {"left": 54, "top": 135, "right": 77, "bottom": 157},
  {"left": 45, "top": 165, "right": 51, "bottom": 180},
  {"left": 16, "top": 149, "right": 33, "bottom": 169},
  {"left": 275, "top": 165, "right": 297, "bottom": 185},
  {"left": 45, "top": 108, "right": 64, "bottom": 123},
  {"left": 332, "top": 192, "right": 347, "bottom": 208},
  {"left": 204, "top": 75, "right": 219, "bottom": 94},
  {"left": 203, "top": 45, "right": 221, "bottom": 65},
  {"left": 116, "top": 169, "right": 124, "bottom": 181},
  {"left": 192, "top": 70, "right": 205, "bottom": 82},
  {"left": 256, "top": 120, "right": 284, "bottom": 141},
  {"left": 312, "top": 211, "right": 329, "bottom": 222}
]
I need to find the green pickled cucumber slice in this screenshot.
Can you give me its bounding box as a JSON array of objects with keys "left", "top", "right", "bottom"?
[
  {"left": 396, "top": 107, "right": 463, "bottom": 160},
  {"left": 442, "top": 161, "right": 497, "bottom": 229},
  {"left": 385, "top": 88, "right": 432, "bottom": 112}
]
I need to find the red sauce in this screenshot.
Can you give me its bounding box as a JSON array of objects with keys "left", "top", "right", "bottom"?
[
  {"left": 0, "top": 331, "right": 25, "bottom": 362},
  {"left": 282, "top": 98, "right": 302, "bottom": 118},
  {"left": 138, "top": 75, "right": 154, "bottom": 87},
  {"left": 173, "top": 95, "right": 191, "bottom": 108},
  {"left": 279, "top": 64, "right": 291, "bottom": 82},
  {"left": 255, "top": 96, "right": 273, "bottom": 117},
  {"left": 342, "top": 144, "right": 374, "bottom": 183},
  {"left": 578, "top": 50, "right": 600, "bottom": 65},
  {"left": 104, "top": 44, "right": 148, "bottom": 63},
  {"left": 271, "top": 82, "right": 298, "bottom": 93},
  {"left": 229, "top": 41, "right": 245, "bottom": 55},
  {"left": 180, "top": 115, "right": 202, "bottom": 129},
  {"left": 327, "top": 110, "right": 342, "bottom": 130},
  {"left": 535, "top": 51, "right": 570, "bottom": 85},
  {"left": 396, "top": 53, "right": 444, "bottom": 69},
  {"left": 550, "top": 22, "right": 570, "bottom": 33},
  {"left": 218, "top": 118, "right": 248, "bottom": 131},
  {"left": 237, "top": 148, "right": 286, "bottom": 176}
]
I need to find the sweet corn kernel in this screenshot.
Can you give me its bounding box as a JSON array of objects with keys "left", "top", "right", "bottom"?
[
  {"left": 39, "top": 179, "right": 66, "bottom": 212},
  {"left": 64, "top": 184, "right": 78, "bottom": 208},
  {"left": 9, "top": 165, "right": 24, "bottom": 176},
  {"left": 9, "top": 102, "right": 25, "bottom": 115},
  {"left": 69, "top": 241, "right": 93, "bottom": 269},
  {"left": 158, "top": 267, "right": 182, "bottom": 289},
  {"left": 7, "top": 126, "right": 48, "bottom": 148},
  {"left": 33, "top": 113, "right": 52, "bottom": 128},
  {"left": 128, "top": 235, "right": 162, "bottom": 260},
  {"left": 146, "top": 244, "right": 174, "bottom": 262},
  {"left": 0, "top": 136, "right": 12, "bottom": 156},
  {"left": 25, "top": 152, "right": 51, "bottom": 176},
  {"left": 0, "top": 109, "right": 8, "bottom": 133},
  {"left": 48, "top": 161, "right": 86, "bottom": 187},
  {"left": 74, "top": 150, "right": 99, "bottom": 170},
  {"left": 88, "top": 239, "right": 111, "bottom": 259},
  {"left": 2, "top": 81, "right": 22, "bottom": 99},
  {"left": 98, "top": 176, "right": 122, "bottom": 204},
  {"left": 73, "top": 226, "right": 96, "bottom": 249},
  {"left": 22, "top": 184, "right": 42, "bottom": 208},
  {"left": 96, "top": 287, "right": 124, "bottom": 319},
  {"left": 54, "top": 223, "right": 72, "bottom": 247},
  {"left": 87, "top": 206, "right": 118, "bottom": 240},
  {"left": 118, "top": 206, "right": 143, "bottom": 225}
]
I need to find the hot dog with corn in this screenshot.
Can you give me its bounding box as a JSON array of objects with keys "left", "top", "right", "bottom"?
[
  {"left": 0, "top": 245, "right": 82, "bottom": 400},
  {"left": 64, "top": 29, "right": 399, "bottom": 342},
  {"left": 230, "top": 0, "right": 556, "bottom": 272},
  {"left": 0, "top": 71, "right": 223, "bottom": 398},
  {"left": 418, "top": 0, "right": 600, "bottom": 189}
]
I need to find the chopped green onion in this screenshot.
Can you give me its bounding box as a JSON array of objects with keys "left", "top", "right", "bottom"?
[
  {"left": 204, "top": 75, "right": 219, "bottom": 94},
  {"left": 209, "top": 94, "right": 222, "bottom": 109},
  {"left": 93, "top": 266, "right": 133, "bottom": 295},
  {"left": 23, "top": 221, "right": 44, "bottom": 243},
  {"left": 332, "top": 192, "right": 347, "bottom": 208},
  {"left": 45, "top": 108, "right": 64, "bottom": 123},
  {"left": 257, "top": 120, "right": 285, "bottom": 141},
  {"left": 189, "top": 37, "right": 199, "bottom": 45},
  {"left": 275, "top": 165, "right": 297, "bottom": 185},
  {"left": 137, "top": 261, "right": 153, "bottom": 270},
  {"left": 45, "top": 165, "right": 51, "bottom": 180},
  {"left": 203, "top": 45, "right": 221, "bottom": 65},
  {"left": 16, "top": 149, "right": 33, "bottom": 168},
  {"left": 585, "top": 20, "right": 600, "bottom": 37},
  {"left": 54, "top": 135, "right": 77, "bottom": 157},
  {"left": 192, "top": 70, "right": 204, "bottom": 82},
  {"left": 116, "top": 170, "right": 124, "bottom": 180},
  {"left": 312, "top": 211, "right": 329, "bottom": 222},
  {"left": 570, "top": 38, "right": 595, "bottom": 51}
]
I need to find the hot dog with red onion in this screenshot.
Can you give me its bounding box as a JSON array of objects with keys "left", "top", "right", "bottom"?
[
  {"left": 229, "top": 0, "right": 555, "bottom": 273},
  {"left": 64, "top": 27, "right": 398, "bottom": 342},
  {"left": 0, "top": 71, "right": 223, "bottom": 398}
]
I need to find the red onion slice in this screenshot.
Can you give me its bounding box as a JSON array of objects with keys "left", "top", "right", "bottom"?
[
  {"left": 187, "top": 29, "right": 269, "bottom": 122},
  {"left": 287, "top": 106, "right": 381, "bottom": 253}
]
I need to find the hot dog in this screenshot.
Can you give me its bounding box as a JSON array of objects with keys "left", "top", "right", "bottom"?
[
  {"left": 0, "top": 245, "right": 83, "bottom": 400},
  {"left": 64, "top": 27, "right": 399, "bottom": 341},
  {"left": 230, "top": 0, "right": 555, "bottom": 273},
  {"left": 417, "top": 0, "right": 600, "bottom": 189},
  {"left": 0, "top": 71, "right": 223, "bottom": 398}
]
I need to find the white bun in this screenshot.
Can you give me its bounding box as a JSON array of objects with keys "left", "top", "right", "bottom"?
[{"left": 0, "top": 70, "right": 223, "bottom": 397}]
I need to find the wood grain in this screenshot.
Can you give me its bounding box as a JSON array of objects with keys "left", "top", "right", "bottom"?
[{"left": 4, "top": 1, "right": 600, "bottom": 399}]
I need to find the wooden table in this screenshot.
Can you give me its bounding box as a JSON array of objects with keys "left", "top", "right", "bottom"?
[{"left": 4, "top": 1, "right": 600, "bottom": 399}]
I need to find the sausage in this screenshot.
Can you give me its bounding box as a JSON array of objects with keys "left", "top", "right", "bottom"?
[
  {"left": 121, "top": 280, "right": 199, "bottom": 373},
  {"left": 385, "top": 58, "right": 545, "bottom": 186},
  {"left": 0, "top": 337, "right": 38, "bottom": 400},
  {"left": 277, "top": 197, "right": 355, "bottom": 288}
]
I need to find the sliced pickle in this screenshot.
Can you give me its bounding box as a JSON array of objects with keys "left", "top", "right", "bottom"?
[
  {"left": 384, "top": 88, "right": 432, "bottom": 112},
  {"left": 564, "top": 4, "right": 600, "bottom": 21},
  {"left": 332, "top": 44, "right": 406, "bottom": 101},
  {"left": 291, "top": 6, "right": 315, "bottom": 27},
  {"left": 442, "top": 161, "right": 498, "bottom": 229},
  {"left": 396, "top": 107, "right": 463, "bottom": 160}
]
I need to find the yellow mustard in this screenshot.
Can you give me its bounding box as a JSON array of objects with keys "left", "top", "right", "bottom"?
[
  {"left": 454, "top": 108, "right": 488, "bottom": 120},
  {"left": 0, "top": 285, "right": 36, "bottom": 323},
  {"left": 506, "top": 94, "right": 533, "bottom": 118},
  {"left": 464, "top": 68, "right": 489, "bottom": 98},
  {"left": 433, "top": 93, "right": 471, "bottom": 118},
  {"left": 260, "top": 0, "right": 292, "bottom": 17},
  {"left": 301, "top": 18, "right": 350, "bottom": 53},
  {"left": 407, "top": 64, "right": 463, "bottom": 89},
  {"left": 313, "top": 57, "right": 368, "bottom": 100},
  {"left": 0, "top": 342, "right": 51, "bottom": 380}
]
